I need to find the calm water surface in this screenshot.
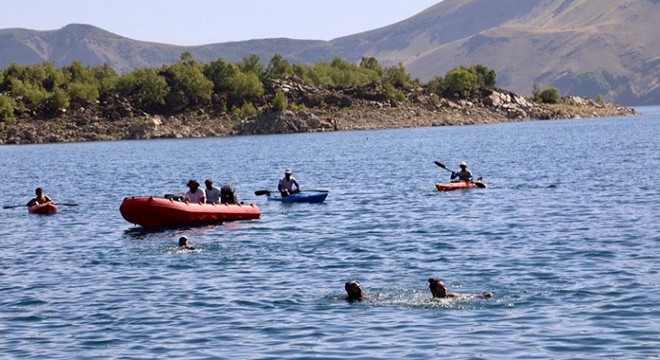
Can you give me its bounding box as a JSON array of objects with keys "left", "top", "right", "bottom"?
[{"left": 1, "top": 108, "right": 658, "bottom": 359}]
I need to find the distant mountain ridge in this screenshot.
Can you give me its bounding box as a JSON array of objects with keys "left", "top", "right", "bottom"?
[{"left": 1, "top": 0, "right": 658, "bottom": 105}]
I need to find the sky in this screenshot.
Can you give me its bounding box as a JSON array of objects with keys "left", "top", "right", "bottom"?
[{"left": 1, "top": 0, "right": 441, "bottom": 45}]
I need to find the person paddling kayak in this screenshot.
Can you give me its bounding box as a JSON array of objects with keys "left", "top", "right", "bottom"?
[
  {"left": 278, "top": 168, "right": 300, "bottom": 197},
  {"left": 450, "top": 161, "right": 473, "bottom": 181},
  {"left": 27, "top": 187, "right": 54, "bottom": 206}
]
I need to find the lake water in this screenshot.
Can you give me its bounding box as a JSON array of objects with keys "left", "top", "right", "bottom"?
[{"left": 1, "top": 108, "right": 658, "bottom": 359}]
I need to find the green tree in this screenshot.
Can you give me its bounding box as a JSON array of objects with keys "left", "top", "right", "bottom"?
[
  {"left": 384, "top": 63, "right": 412, "bottom": 88},
  {"left": 538, "top": 86, "right": 561, "bottom": 104},
  {"left": 426, "top": 76, "right": 444, "bottom": 94},
  {"left": 272, "top": 89, "right": 288, "bottom": 111},
  {"left": 444, "top": 67, "right": 478, "bottom": 97},
  {"left": 1, "top": 62, "right": 25, "bottom": 91},
  {"left": 228, "top": 71, "right": 264, "bottom": 106},
  {"left": 64, "top": 60, "right": 95, "bottom": 84},
  {"left": 266, "top": 54, "right": 293, "bottom": 79},
  {"left": 232, "top": 101, "right": 257, "bottom": 118},
  {"left": 359, "top": 57, "right": 381, "bottom": 73},
  {"left": 0, "top": 95, "right": 16, "bottom": 122},
  {"left": 9, "top": 78, "right": 48, "bottom": 107},
  {"left": 92, "top": 64, "right": 118, "bottom": 94},
  {"left": 532, "top": 83, "right": 542, "bottom": 101},
  {"left": 203, "top": 58, "right": 238, "bottom": 92},
  {"left": 48, "top": 88, "right": 70, "bottom": 112},
  {"left": 163, "top": 60, "right": 214, "bottom": 105},
  {"left": 179, "top": 51, "right": 195, "bottom": 65},
  {"left": 117, "top": 68, "right": 169, "bottom": 108},
  {"left": 238, "top": 55, "right": 264, "bottom": 77},
  {"left": 41, "top": 62, "right": 66, "bottom": 92},
  {"left": 472, "top": 64, "right": 496, "bottom": 87},
  {"left": 67, "top": 81, "right": 100, "bottom": 105}
]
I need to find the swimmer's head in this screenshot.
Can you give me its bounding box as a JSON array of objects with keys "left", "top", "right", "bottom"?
[
  {"left": 178, "top": 236, "right": 189, "bottom": 247},
  {"left": 428, "top": 277, "right": 448, "bottom": 298},
  {"left": 345, "top": 280, "right": 364, "bottom": 301}
]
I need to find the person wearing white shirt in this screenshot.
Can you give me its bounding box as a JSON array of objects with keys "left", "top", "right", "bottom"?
[
  {"left": 277, "top": 168, "right": 300, "bottom": 197},
  {"left": 204, "top": 179, "right": 222, "bottom": 203},
  {"left": 184, "top": 179, "right": 206, "bottom": 203}
]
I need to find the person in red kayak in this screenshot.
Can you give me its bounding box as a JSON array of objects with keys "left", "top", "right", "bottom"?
[
  {"left": 450, "top": 161, "right": 473, "bottom": 181},
  {"left": 428, "top": 277, "right": 492, "bottom": 299},
  {"left": 184, "top": 180, "right": 206, "bottom": 203},
  {"left": 278, "top": 168, "right": 300, "bottom": 197},
  {"left": 27, "top": 187, "right": 54, "bottom": 206}
]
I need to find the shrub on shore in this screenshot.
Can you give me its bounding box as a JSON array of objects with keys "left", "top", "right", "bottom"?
[{"left": 0, "top": 54, "right": 498, "bottom": 119}]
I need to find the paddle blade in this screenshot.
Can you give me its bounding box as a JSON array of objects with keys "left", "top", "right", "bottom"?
[
  {"left": 474, "top": 181, "right": 487, "bottom": 189},
  {"left": 60, "top": 203, "right": 79, "bottom": 206},
  {"left": 254, "top": 190, "right": 272, "bottom": 196},
  {"left": 3, "top": 205, "right": 24, "bottom": 209},
  {"left": 434, "top": 160, "right": 447, "bottom": 169},
  {"left": 303, "top": 189, "right": 329, "bottom": 193}
]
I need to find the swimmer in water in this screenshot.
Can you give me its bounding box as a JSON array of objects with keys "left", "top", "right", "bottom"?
[
  {"left": 344, "top": 280, "right": 365, "bottom": 302},
  {"left": 178, "top": 236, "right": 195, "bottom": 250},
  {"left": 428, "top": 277, "right": 492, "bottom": 299}
]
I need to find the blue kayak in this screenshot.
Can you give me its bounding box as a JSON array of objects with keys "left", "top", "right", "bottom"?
[{"left": 267, "top": 192, "right": 328, "bottom": 204}]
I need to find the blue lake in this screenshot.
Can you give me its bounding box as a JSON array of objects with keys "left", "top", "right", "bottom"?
[{"left": 1, "top": 108, "right": 658, "bottom": 359}]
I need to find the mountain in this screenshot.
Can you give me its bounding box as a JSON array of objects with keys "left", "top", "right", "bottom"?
[
  {"left": 1, "top": 0, "right": 658, "bottom": 105},
  {"left": 0, "top": 24, "right": 321, "bottom": 73},
  {"left": 316, "top": 0, "right": 660, "bottom": 105}
]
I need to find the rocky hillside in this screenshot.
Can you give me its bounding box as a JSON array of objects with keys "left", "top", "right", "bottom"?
[
  {"left": 1, "top": 0, "right": 658, "bottom": 105},
  {"left": 0, "top": 78, "right": 636, "bottom": 145}
]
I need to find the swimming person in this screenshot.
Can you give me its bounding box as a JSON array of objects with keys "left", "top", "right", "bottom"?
[
  {"left": 178, "top": 236, "right": 195, "bottom": 250},
  {"left": 428, "top": 277, "right": 492, "bottom": 299},
  {"left": 344, "top": 280, "right": 366, "bottom": 302}
]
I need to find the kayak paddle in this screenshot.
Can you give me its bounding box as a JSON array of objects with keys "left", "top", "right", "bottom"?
[
  {"left": 2, "top": 204, "right": 25, "bottom": 209},
  {"left": 434, "top": 160, "right": 487, "bottom": 189},
  {"left": 254, "top": 189, "right": 328, "bottom": 196},
  {"left": 3, "top": 202, "right": 78, "bottom": 209}
]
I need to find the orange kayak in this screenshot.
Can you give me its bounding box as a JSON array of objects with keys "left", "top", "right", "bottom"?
[
  {"left": 435, "top": 180, "right": 485, "bottom": 191},
  {"left": 28, "top": 202, "right": 58, "bottom": 214},
  {"left": 120, "top": 196, "right": 260, "bottom": 228}
]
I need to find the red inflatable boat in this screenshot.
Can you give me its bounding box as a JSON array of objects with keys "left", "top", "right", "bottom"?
[
  {"left": 28, "top": 202, "right": 58, "bottom": 214},
  {"left": 119, "top": 196, "right": 261, "bottom": 228}
]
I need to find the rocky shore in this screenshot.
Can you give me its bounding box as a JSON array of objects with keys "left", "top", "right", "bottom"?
[{"left": 0, "top": 79, "right": 637, "bottom": 145}]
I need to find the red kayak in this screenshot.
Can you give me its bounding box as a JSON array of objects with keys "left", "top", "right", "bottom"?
[
  {"left": 119, "top": 196, "right": 261, "bottom": 228},
  {"left": 435, "top": 180, "right": 486, "bottom": 191},
  {"left": 28, "top": 202, "right": 58, "bottom": 214}
]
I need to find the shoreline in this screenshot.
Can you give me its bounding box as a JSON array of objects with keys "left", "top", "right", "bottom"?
[{"left": 0, "top": 87, "right": 637, "bottom": 145}]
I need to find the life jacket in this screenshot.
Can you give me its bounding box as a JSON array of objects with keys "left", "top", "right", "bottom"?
[{"left": 220, "top": 184, "right": 238, "bottom": 204}]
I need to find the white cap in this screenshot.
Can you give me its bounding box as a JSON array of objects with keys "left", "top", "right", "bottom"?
[
  {"left": 459, "top": 161, "right": 467, "bottom": 167},
  {"left": 284, "top": 168, "right": 292, "bottom": 175}
]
